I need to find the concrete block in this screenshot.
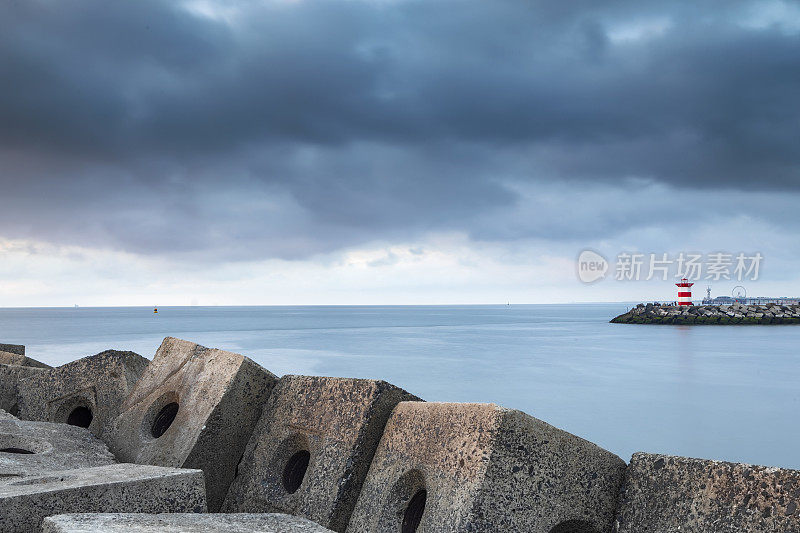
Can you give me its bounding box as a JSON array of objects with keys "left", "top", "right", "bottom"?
[
  {"left": 104, "top": 337, "right": 278, "bottom": 511},
  {"left": 0, "top": 350, "right": 50, "bottom": 368},
  {"left": 0, "top": 409, "right": 16, "bottom": 420},
  {"left": 17, "top": 350, "right": 149, "bottom": 437},
  {"left": 223, "top": 375, "right": 420, "bottom": 531},
  {"left": 614, "top": 452, "right": 800, "bottom": 532},
  {"left": 347, "top": 402, "right": 626, "bottom": 533},
  {"left": 0, "top": 418, "right": 115, "bottom": 480},
  {"left": 0, "top": 363, "right": 46, "bottom": 415},
  {"left": 0, "top": 343, "right": 25, "bottom": 356},
  {"left": 0, "top": 463, "right": 206, "bottom": 532},
  {"left": 43, "top": 513, "right": 335, "bottom": 532}
]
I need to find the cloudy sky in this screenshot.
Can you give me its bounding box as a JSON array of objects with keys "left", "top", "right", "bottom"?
[{"left": 1, "top": 0, "right": 799, "bottom": 306}]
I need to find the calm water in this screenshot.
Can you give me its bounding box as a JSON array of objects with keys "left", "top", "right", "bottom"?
[{"left": 1, "top": 304, "right": 797, "bottom": 469}]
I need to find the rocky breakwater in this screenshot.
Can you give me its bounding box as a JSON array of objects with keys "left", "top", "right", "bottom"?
[
  {"left": 3, "top": 337, "right": 800, "bottom": 532},
  {"left": 611, "top": 302, "right": 800, "bottom": 325}
]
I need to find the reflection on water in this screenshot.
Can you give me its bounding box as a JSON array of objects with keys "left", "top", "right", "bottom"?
[{"left": 1, "top": 303, "right": 798, "bottom": 469}]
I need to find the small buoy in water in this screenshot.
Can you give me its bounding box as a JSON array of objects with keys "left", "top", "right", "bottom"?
[{"left": 154, "top": 307, "right": 158, "bottom": 314}]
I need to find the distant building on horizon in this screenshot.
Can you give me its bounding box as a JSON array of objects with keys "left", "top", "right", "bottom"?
[{"left": 701, "top": 294, "right": 800, "bottom": 305}]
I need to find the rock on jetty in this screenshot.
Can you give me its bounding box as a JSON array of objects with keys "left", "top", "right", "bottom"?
[
  {"left": 611, "top": 302, "right": 800, "bottom": 325},
  {"left": 2, "top": 337, "right": 800, "bottom": 532}
]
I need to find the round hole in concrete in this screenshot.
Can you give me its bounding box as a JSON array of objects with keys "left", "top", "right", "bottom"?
[
  {"left": 548, "top": 520, "right": 600, "bottom": 533},
  {"left": 402, "top": 489, "right": 426, "bottom": 533},
  {"left": 282, "top": 450, "right": 310, "bottom": 494},
  {"left": 0, "top": 447, "right": 34, "bottom": 454},
  {"left": 66, "top": 406, "right": 93, "bottom": 428},
  {"left": 151, "top": 402, "right": 179, "bottom": 438}
]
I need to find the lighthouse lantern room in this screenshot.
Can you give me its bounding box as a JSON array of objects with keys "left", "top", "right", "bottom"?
[{"left": 676, "top": 278, "right": 694, "bottom": 306}]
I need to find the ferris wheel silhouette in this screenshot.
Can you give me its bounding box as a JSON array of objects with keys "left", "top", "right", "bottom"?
[{"left": 732, "top": 286, "right": 747, "bottom": 300}]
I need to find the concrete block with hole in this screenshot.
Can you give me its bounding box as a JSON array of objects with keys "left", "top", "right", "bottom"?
[
  {"left": 0, "top": 418, "right": 115, "bottom": 479},
  {"left": 614, "top": 452, "right": 800, "bottom": 532},
  {"left": 347, "top": 402, "right": 626, "bottom": 533},
  {"left": 222, "top": 375, "right": 420, "bottom": 531},
  {"left": 43, "top": 513, "right": 336, "bottom": 532},
  {"left": 0, "top": 463, "right": 206, "bottom": 532},
  {"left": 17, "top": 350, "right": 149, "bottom": 436},
  {"left": 0, "top": 350, "right": 50, "bottom": 369},
  {"left": 0, "top": 363, "right": 47, "bottom": 415},
  {"left": 103, "top": 336, "right": 278, "bottom": 511}
]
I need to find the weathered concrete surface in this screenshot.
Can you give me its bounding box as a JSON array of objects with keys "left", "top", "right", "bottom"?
[
  {"left": 0, "top": 363, "right": 47, "bottom": 414},
  {"left": 17, "top": 350, "right": 149, "bottom": 437},
  {"left": 224, "top": 375, "right": 420, "bottom": 531},
  {"left": 43, "top": 513, "right": 335, "bottom": 532},
  {"left": 104, "top": 337, "right": 278, "bottom": 511},
  {"left": 0, "top": 343, "right": 25, "bottom": 356},
  {"left": 0, "top": 463, "right": 206, "bottom": 532},
  {"left": 0, "top": 418, "right": 115, "bottom": 480},
  {"left": 614, "top": 452, "right": 800, "bottom": 533},
  {"left": 0, "top": 409, "right": 15, "bottom": 420},
  {"left": 0, "top": 350, "right": 50, "bottom": 368},
  {"left": 348, "top": 402, "right": 626, "bottom": 533}
]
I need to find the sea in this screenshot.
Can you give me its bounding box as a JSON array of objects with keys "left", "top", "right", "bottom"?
[{"left": 1, "top": 303, "right": 797, "bottom": 470}]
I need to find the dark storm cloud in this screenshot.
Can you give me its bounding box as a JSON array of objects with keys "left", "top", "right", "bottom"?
[{"left": 0, "top": 0, "right": 798, "bottom": 259}]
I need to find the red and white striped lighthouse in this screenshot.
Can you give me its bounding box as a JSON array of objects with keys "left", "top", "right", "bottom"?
[{"left": 676, "top": 278, "right": 694, "bottom": 306}]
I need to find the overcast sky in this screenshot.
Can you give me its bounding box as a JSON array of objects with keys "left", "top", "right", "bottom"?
[{"left": 1, "top": 0, "right": 799, "bottom": 306}]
